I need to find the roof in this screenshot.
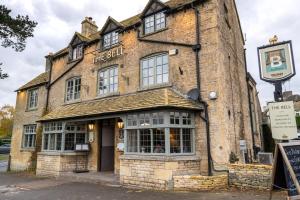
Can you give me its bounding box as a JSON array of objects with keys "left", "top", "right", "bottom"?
[
  {"left": 17, "top": 72, "right": 49, "bottom": 91},
  {"left": 51, "top": 0, "right": 201, "bottom": 58},
  {"left": 40, "top": 88, "right": 203, "bottom": 121}
]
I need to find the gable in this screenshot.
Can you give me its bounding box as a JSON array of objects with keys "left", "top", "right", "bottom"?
[
  {"left": 101, "top": 17, "right": 124, "bottom": 35},
  {"left": 141, "top": 0, "right": 168, "bottom": 17},
  {"left": 69, "top": 32, "right": 88, "bottom": 47}
]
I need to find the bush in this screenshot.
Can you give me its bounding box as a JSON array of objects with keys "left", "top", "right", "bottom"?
[{"left": 229, "top": 152, "right": 239, "bottom": 163}]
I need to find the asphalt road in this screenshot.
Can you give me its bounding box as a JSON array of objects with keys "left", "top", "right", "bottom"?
[{"left": 0, "top": 173, "right": 286, "bottom": 200}]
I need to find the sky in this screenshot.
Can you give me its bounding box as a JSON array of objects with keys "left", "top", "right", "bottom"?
[{"left": 0, "top": 0, "right": 299, "bottom": 108}]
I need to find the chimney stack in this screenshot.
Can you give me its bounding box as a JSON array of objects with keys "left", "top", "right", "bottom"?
[{"left": 81, "top": 17, "right": 98, "bottom": 37}]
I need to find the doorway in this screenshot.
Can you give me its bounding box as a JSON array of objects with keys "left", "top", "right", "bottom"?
[{"left": 99, "top": 119, "right": 115, "bottom": 172}]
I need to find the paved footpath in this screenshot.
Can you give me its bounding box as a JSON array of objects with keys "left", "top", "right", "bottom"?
[{"left": 0, "top": 173, "right": 286, "bottom": 200}]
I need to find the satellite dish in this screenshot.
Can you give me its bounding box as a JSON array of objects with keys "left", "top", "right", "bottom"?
[{"left": 187, "top": 88, "right": 200, "bottom": 101}]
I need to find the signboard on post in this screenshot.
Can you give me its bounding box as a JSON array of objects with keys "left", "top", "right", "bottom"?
[
  {"left": 271, "top": 142, "right": 300, "bottom": 199},
  {"left": 258, "top": 40, "right": 296, "bottom": 83},
  {"left": 268, "top": 101, "right": 297, "bottom": 140}
]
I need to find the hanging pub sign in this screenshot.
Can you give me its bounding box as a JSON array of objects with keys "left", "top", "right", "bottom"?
[
  {"left": 94, "top": 46, "right": 123, "bottom": 64},
  {"left": 268, "top": 101, "right": 297, "bottom": 140},
  {"left": 258, "top": 40, "right": 296, "bottom": 83},
  {"left": 270, "top": 142, "right": 300, "bottom": 199}
]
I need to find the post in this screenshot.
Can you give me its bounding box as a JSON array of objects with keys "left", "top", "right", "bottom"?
[{"left": 274, "top": 82, "right": 283, "bottom": 102}]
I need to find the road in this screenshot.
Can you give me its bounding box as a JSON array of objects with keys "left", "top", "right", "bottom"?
[{"left": 0, "top": 173, "right": 286, "bottom": 200}]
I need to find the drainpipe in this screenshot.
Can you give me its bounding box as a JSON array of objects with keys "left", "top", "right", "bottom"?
[
  {"left": 192, "top": 4, "right": 213, "bottom": 177},
  {"left": 45, "top": 54, "right": 53, "bottom": 112}
]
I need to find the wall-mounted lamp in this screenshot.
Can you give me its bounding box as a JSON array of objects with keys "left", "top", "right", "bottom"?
[
  {"left": 88, "top": 122, "right": 95, "bottom": 131},
  {"left": 209, "top": 91, "right": 218, "bottom": 100},
  {"left": 117, "top": 118, "right": 124, "bottom": 129}
]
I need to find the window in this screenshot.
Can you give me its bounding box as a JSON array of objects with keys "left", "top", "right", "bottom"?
[
  {"left": 98, "top": 66, "right": 118, "bottom": 95},
  {"left": 72, "top": 45, "right": 83, "bottom": 60},
  {"left": 103, "top": 31, "right": 119, "bottom": 49},
  {"left": 27, "top": 89, "right": 38, "bottom": 110},
  {"left": 66, "top": 77, "right": 81, "bottom": 102},
  {"left": 43, "top": 122, "right": 87, "bottom": 151},
  {"left": 125, "top": 111, "right": 194, "bottom": 155},
  {"left": 141, "top": 54, "right": 168, "bottom": 87},
  {"left": 23, "top": 125, "right": 36, "bottom": 148},
  {"left": 65, "top": 124, "right": 87, "bottom": 151},
  {"left": 43, "top": 122, "right": 63, "bottom": 151},
  {"left": 144, "top": 12, "right": 166, "bottom": 34}
]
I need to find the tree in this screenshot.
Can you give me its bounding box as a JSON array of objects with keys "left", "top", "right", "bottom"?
[
  {"left": 0, "top": 4, "right": 38, "bottom": 79},
  {"left": 0, "top": 105, "right": 15, "bottom": 138}
]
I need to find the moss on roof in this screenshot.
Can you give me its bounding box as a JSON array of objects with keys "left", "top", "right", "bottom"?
[
  {"left": 18, "top": 72, "right": 49, "bottom": 91},
  {"left": 51, "top": 0, "right": 199, "bottom": 58},
  {"left": 40, "top": 88, "right": 203, "bottom": 121}
]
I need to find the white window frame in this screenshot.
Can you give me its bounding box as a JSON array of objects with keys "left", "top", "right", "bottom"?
[
  {"left": 42, "top": 122, "right": 88, "bottom": 152},
  {"left": 103, "top": 31, "right": 119, "bottom": 49},
  {"left": 72, "top": 45, "right": 83, "bottom": 60},
  {"left": 22, "top": 124, "right": 37, "bottom": 149},
  {"left": 27, "top": 88, "right": 38, "bottom": 110},
  {"left": 141, "top": 53, "right": 169, "bottom": 88},
  {"left": 124, "top": 110, "right": 195, "bottom": 156},
  {"left": 144, "top": 11, "right": 166, "bottom": 34},
  {"left": 98, "top": 66, "right": 118, "bottom": 96},
  {"left": 65, "top": 77, "right": 81, "bottom": 102}
]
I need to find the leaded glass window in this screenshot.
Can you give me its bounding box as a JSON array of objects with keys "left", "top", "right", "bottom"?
[
  {"left": 23, "top": 125, "right": 36, "bottom": 148},
  {"left": 66, "top": 77, "right": 81, "bottom": 102},
  {"left": 98, "top": 66, "right": 118, "bottom": 95},
  {"left": 144, "top": 12, "right": 166, "bottom": 34}
]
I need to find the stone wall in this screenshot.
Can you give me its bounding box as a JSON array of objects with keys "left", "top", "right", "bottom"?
[
  {"left": 36, "top": 153, "right": 88, "bottom": 177},
  {"left": 228, "top": 164, "right": 272, "bottom": 190},
  {"left": 120, "top": 156, "right": 201, "bottom": 190},
  {"left": 174, "top": 174, "right": 228, "bottom": 191}
]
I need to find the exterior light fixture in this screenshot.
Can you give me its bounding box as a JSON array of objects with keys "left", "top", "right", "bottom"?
[
  {"left": 88, "top": 122, "right": 95, "bottom": 131},
  {"left": 209, "top": 91, "right": 218, "bottom": 100},
  {"left": 117, "top": 118, "right": 124, "bottom": 129}
]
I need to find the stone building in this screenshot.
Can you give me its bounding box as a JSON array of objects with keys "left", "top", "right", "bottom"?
[{"left": 11, "top": 0, "right": 262, "bottom": 190}]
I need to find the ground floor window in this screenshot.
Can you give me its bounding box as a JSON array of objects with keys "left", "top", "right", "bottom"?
[
  {"left": 125, "top": 111, "right": 194, "bottom": 155},
  {"left": 42, "top": 122, "right": 87, "bottom": 151},
  {"left": 23, "top": 125, "right": 37, "bottom": 148}
]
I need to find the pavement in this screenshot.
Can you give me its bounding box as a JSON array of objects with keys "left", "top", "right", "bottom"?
[
  {"left": 0, "top": 160, "right": 7, "bottom": 172},
  {"left": 0, "top": 173, "right": 286, "bottom": 200}
]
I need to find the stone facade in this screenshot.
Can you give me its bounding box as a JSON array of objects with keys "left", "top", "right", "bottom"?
[
  {"left": 174, "top": 174, "right": 228, "bottom": 191},
  {"left": 228, "top": 164, "right": 272, "bottom": 190},
  {"left": 10, "top": 0, "right": 263, "bottom": 190},
  {"left": 120, "top": 156, "right": 201, "bottom": 190}
]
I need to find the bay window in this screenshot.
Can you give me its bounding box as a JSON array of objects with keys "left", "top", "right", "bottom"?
[
  {"left": 141, "top": 54, "right": 169, "bottom": 88},
  {"left": 43, "top": 122, "right": 87, "bottom": 152},
  {"left": 125, "top": 111, "right": 194, "bottom": 155}
]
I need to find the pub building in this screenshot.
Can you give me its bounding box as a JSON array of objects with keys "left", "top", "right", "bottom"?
[{"left": 10, "top": 0, "right": 262, "bottom": 190}]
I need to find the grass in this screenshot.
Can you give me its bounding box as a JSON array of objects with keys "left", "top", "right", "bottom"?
[{"left": 0, "top": 154, "right": 8, "bottom": 161}]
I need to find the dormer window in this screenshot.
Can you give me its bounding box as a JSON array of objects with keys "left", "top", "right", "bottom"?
[
  {"left": 72, "top": 45, "right": 83, "bottom": 60},
  {"left": 144, "top": 11, "right": 165, "bottom": 34},
  {"left": 103, "top": 31, "right": 119, "bottom": 49}
]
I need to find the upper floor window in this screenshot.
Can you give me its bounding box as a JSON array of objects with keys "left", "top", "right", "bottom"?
[
  {"left": 72, "top": 45, "right": 83, "bottom": 60},
  {"left": 144, "top": 12, "right": 166, "bottom": 34},
  {"left": 103, "top": 31, "right": 119, "bottom": 49},
  {"left": 141, "top": 54, "right": 168, "bottom": 88},
  {"left": 98, "top": 66, "right": 118, "bottom": 96},
  {"left": 66, "top": 77, "right": 81, "bottom": 102},
  {"left": 27, "top": 88, "right": 38, "bottom": 110},
  {"left": 23, "top": 124, "right": 36, "bottom": 148}
]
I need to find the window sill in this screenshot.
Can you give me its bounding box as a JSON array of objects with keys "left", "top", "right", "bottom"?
[
  {"left": 38, "top": 151, "right": 87, "bottom": 156},
  {"left": 140, "top": 27, "right": 168, "bottom": 38},
  {"left": 64, "top": 99, "right": 82, "bottom": 105},
  {"left": 96, "top": 92, "right": 120, "bottom": 99},
  {"left": 138, "top": 83, "right": 172, "bottom": 92},
  {"left": 120, "top": 154, "right": 199, "bottom": 161},
  {"left": 20, "top": 148, "right": 35, "bottom": 152},
  {"left": 25, "top": 108, "right": 38, "bottom": 112},
  {"left": 67, "top": 57, "right": 82, "bottom": 64}
]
